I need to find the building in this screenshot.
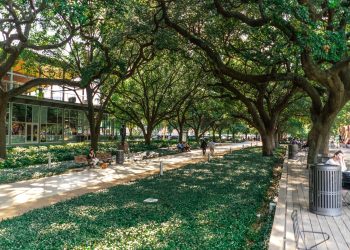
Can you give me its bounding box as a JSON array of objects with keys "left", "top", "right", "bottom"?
[{"left": 2, "top": 63, "right": 116, "bottom": 146}]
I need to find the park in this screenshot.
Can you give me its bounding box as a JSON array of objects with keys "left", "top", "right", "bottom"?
[{"left": 0, "top": 1, "right": 350, "bottom": 249}]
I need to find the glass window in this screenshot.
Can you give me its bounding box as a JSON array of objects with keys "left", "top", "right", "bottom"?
[
  {"left": 26, "top": 105, "right": 32, "bottom": 122},
  {"left": 41, "top": 107, "right": 47, "bottom": 124},
  {"left": 70, "top": 110, "right": 78, "bottom": 118},
  {"left": 48, "top": 108, "right": 57, "bottom": 123},
  {"left": 32, "top": 106, "right": 39, "bottom": 123},
  {"left": 11, "top": 122, "right": 25, "bottom": 143},
  {"left": 70, "top": 119, "right": 77, "bottom": 135},
  {"left": 46, "top": 124, "right": 57, "bottom": 141},
  {"left": 40, "top": 124, "right": 47, "bottom": 142},
  {"left": 57, "top": 124, "right": 63, "bottom": 136},
  {"left": 12, "top": 103, "right": 26, "bottom": 122},
  {"left": 57, "top": 109, "right": 63, "bottom": 123}
]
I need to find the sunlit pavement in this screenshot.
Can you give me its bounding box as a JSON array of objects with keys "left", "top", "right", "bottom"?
[{"left": 0, "top": 141, "right": 257, "bottom": 220}]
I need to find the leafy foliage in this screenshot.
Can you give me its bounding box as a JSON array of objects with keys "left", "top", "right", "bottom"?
[
  {"left": 0, "top": 161, "right": 79, "bottom": 185},
  {"left": 0, "top": 147, "right": 284, "bottom": 249},
  {"left": 0, "top": 141, "right": 181, "bottom": 169}
]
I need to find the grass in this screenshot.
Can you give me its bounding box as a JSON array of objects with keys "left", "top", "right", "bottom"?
[{"left": 0, "top": 147, "right": 284, "bottom": 249}]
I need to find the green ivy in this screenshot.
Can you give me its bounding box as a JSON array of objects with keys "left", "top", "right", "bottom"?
[{"left": 0, "top": 147, "right": 284, "bottom": 249}]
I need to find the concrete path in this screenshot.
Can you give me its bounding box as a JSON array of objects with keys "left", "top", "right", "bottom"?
[{"left": 0, "top": 142, "right": 254, "bottom": 220}]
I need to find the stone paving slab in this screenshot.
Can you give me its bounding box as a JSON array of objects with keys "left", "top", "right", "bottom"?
[{"left": 0, "top": 142, "right": 253, "bottom": 220}]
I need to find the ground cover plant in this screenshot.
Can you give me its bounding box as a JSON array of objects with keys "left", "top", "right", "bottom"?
[
  {"left": 0, "top": 161, "right": 79, "bottom": 185},
  {"left": 0, "top": 147, "right": 284, "bottom": 249},
  {"left": 0, "top": 140, "right": 184, "bottom": 169},
  {"left": 0, "top": 140, "right": 199, "bottom": 184}
]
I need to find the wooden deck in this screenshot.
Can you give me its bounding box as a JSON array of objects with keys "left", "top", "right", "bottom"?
[{"left": 269, "top": 151, "right": 350, "bottom": 250}]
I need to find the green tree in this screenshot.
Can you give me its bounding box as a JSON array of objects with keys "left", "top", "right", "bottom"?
[
  {"left": 185, "top": 96, "right": 225, "bottom": 142},
  {"left": 47, "top": 0, "right": 155, "bottom": 151},
  {"left": 0, "top": 0, "right": 85, "bottom": 158},
  {"left": 167, "top": 71, "right": 209, "bottom": 143},
  {"left": 110, "top": 53, "right": 198, "bottom": 144},
  {"left": 278, "top": 95, "right": 311, "bottom": 141},
  {"left": 158, "top": 0, "right": 350, "bottom": 162}
]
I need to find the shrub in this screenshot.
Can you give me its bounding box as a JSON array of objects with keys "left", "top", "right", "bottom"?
[{"left": 0, "top": 141, "right": 181, "bottom": 169}]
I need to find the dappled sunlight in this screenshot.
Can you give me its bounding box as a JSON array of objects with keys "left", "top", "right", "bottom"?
[
  {"left": 39, "top": 222, "right": 78, "bottom": 236},
  {"left": 69, "top": 206, "right": 101, "bottom": 220},
  {"left": 0, "top": 143, "right": 239, "bottom": 217},
  {"left": 122, "top": 201, "right": 138, "bottom": 209},
  {"left": 0, "top": 146, "right": 279, "bottom": 249},
  {"left": 236, "top": 180, "right": 251, "bottom": 190},
  {"left": 0, "top": 228, "right": 8, "bottom": 237},
  {"left": 80, "top": 216, "right": 184, "bottom": 250}
]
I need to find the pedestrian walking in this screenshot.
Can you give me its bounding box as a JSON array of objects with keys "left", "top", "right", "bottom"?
[{"left": 200, "top": 139, "right": 207, "bottom": 156}]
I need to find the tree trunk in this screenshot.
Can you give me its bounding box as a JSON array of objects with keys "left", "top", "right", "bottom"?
[
  {"left": 144, "top": 132, "right": 152, "bottom": 145},
  {"left": 144, "top": 125, "right": 153, "bottom": 145},
  {"left": 86, "top": 85, "right": 99, "bottom": 151},
  {"left": 129, "top": 127, "right": 133, "bottom": 138},
  {"left": 212, "top": 128, "right": 216, "bottom": 141},
  {"left": 218, "top": 129, "right": 222, "bottom": 141},
  {"left": 261, "top": 132, "right": 275, "bottom": 156},
  {"left": 0, "top": 95, "right": 9, "bottom": 159},
  {"left": 90, "top": 131, "right": 99, "bottom": 151},
  {"left": 194, "top": 129, "right": 200, "bottom": 142},
  {"left": 178, "top": 124, "right": 183, "bottom": 143},
  {"left": 318, "top": 131, "right": 330, "bottom": 155},
  {"left": 274, "top": 131, "right": 279, "bottom": 148},
  {"left": 307, "top": 118, "right": 334, "bottom": 164}
]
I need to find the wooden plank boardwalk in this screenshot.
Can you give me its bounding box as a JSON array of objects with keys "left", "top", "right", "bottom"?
[{"left": 269, "top": 151, "right": 350, "bottom": 250}]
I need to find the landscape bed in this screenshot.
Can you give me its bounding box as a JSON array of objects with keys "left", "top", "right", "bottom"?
[
  {"left": 0, "top": 147, "right": 284, "bottom": 249},
  {"left": 0, "top": 141, "right": 190, "bottom": 184}
]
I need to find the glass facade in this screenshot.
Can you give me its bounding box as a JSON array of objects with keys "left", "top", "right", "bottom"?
[{"left": 6, "top": 102, "right": 115, "bottom": 146}]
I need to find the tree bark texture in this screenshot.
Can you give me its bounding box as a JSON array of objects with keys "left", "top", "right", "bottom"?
[
  {"left": 261, "top": 132, "right": 275, "bottom": 156},
  {"left": 307, "top": 115, "right": 337, "bottom": 164}
]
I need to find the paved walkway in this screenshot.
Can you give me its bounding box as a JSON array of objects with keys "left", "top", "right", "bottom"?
[
  {"left": 269, "top": 148, "right": 350, "bottom": 250},
  {"left": 0, "top": 142, "right": 254, "bottom": 220}
]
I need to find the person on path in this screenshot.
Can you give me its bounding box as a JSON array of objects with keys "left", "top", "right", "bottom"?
[
  {"left": 208, "top": 141, "right": 215, "bottom": 155},
  {"left": 184, "top": 142, "right": 191, "bottom": 152},
  {"left": 177, "top": 142, "right": 184, "bottom": 152},
  {"left": 200, "top": 139, "right": 207, "bottom": 156},
  {"left": 326, "top": 150, "right": 347, "bottom": 171},
  {"left": 87, "top": 148, "right": 99, "bottom": 168}
]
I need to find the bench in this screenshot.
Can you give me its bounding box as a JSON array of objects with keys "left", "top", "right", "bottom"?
[
  {"left": 131, "top": 151, "right": 159, "bottom": 162},
  {"left": 74, "top": 155, "right": 92, "bottom": 167},
  {"left": 132, "top": 152, "right": 147, "bottom": 161},
  {"left": 96, "top": 152, "right": 113, "bottom": 164},
  {"left": 144, "top": 151, "right": 159, "bottom": 159},
  {"left": 291, "top": 210, "right": 329, "bottom": 249}
]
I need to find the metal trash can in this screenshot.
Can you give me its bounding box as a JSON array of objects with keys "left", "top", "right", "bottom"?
[
  {"left": 288, "top": 144, "right": 299, "bottom": 159},
  {"left": 309, "top": 164, "right": 342, "bottom": 216},
  {"left": 116, "top": 150, "right": 124, "bottom": 164},
  {"left": 317, "top": 154, "right": 331, "bottom": 164}
]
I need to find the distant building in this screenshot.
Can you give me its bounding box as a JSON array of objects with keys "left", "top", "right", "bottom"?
[{"left": 2, "top": 62, "right": 116, "bottom": 146}]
